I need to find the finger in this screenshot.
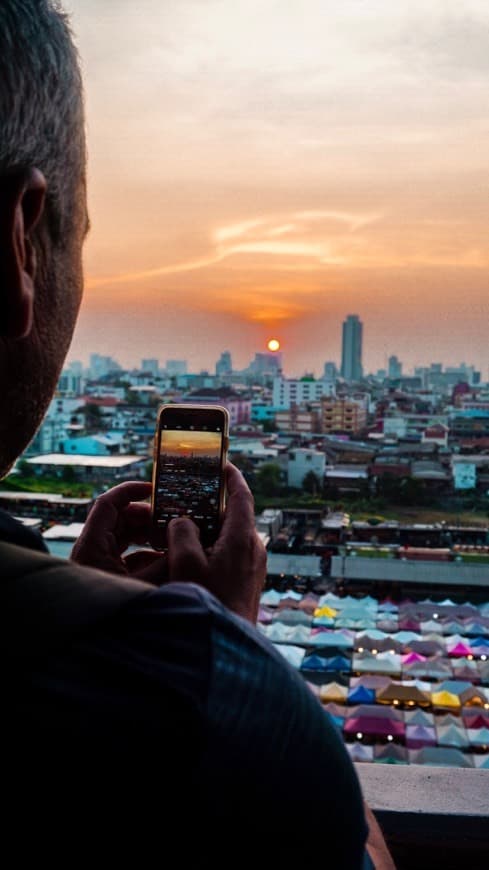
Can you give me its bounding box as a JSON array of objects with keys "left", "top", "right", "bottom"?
[
  {"left": 124, "top": 549, "right": 167, "bottom": 581},
  {"left": 220, "top": 463, "right": 255, "bottom": 537},
  {"left": 118, "top": 502, "right": 153, "bottom": 546},
  {"left": 167, "top": 517, "right": 208, "bottom": 583},
  {"left": 86, "top": 482, "right": 153, "bottom": 541}
]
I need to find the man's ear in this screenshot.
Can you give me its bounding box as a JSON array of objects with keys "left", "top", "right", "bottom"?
[{"left": 0, "top": 168, "right": 47, "bottom": 340}]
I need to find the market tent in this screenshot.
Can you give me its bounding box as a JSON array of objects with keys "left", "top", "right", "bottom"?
[
  {"left": 318, "top": 592, "right": 342, "bottom": 605},
  {"left": 403, "top": 658, "right": 453, "bottom": 680},
  {"left": 401, "top": 652, "right": 427, "bottom": 665},
  {"left": 438, "top": 679, "right": 473, "bottom": 695},
  {"left": 420, "top": 619, "right": 445, "bottom": 634},
  {"left": 466, "top": 727, "right": 489, "bottom": 748},
  {"left": 376, "top": 683, "right": 431, "bottom": 707},
  {"left": 273, "top": 609, "right": 312, "bottom": 626},
  {"left": 437, "top": 713, "right": 463, "bottom": 728},
  {"left": 409, "top": 639, "right": 445, "bottom": 656},
  {"left": 447, "top": 641, "right": 473, "bottom": 658},
  {"left": 347, "top": 685, "right": 376, "bottom": 705},
  {"left": 459, "top": 687, "right": 488, "bottom": 707},
  {"left": 431, "top": 690, "right": 462, "bottom": 711},
  {"left": 298, "top": 594, "right": 319, "bottom": 614},
  {"left": 436, "top": 725, "right": 469, "bottom": 749},
  {"left": 378, "top": 600, "right": 399, "bottom": 614},
  {"left": 260, "top": 589, "right": 282, "bottom": 607},
  {"left": 314, "top": 605, "right": 338, "bottom": 619},
  {"left": 404, "top": 709, "right": 435, "bottom": 727},
  {"left": 398, "top": 618, "right": 420, "bottom": 632},
  {"left": 353, "top": 652, "right": 401, "bottom": 676},
  {"left": 323, "top": 702, "right": 348, "bottom": 722},
  {"left": 440, "top": 620, "right": 468, "bottom": 636},
  {"left": 344, "top": 717, "right": 405, "bottom": 738},
  {"left": 349, "top": 675, "right": 391, "bottom": 690},
  {"left": 272, "top": 643, "right": 305, "bottom": 668},
  {"left": 346, "top": 743, "right": 374, "bottom": 763},
  {"left": 452, "top": 660, "right": 480, "bottom": 681},
  {"left": 300, "top": 654, "right": 332, "bottom": 672},
  {"left": 393, "top": 631, "right": 422, "bottom": 644},
  {"left": 374, "top": 744, "right": 408, "bottom": 763},
  {"left": 376, "top": 619, "right": 399, "bottom": 634},
  {"left": 258, "top": 606, "right": 274, "bottom": 624},
  {"left": 478, "top": 661, "right": 489, "bottom": 681},
  {"left": 319, "top": 682, "right": 348, "bottom": 703},
  {"left": 462, "top": 713, "right": 489, "bottom": 729},
  {"left": 348, "top": 704, "right": 403, "bottom": 721},
  {"left": 287, "top": 625, "right": 313, "bottom": 645},
  {"left": 405, "top": 725, "right": 437, "bottom": 749},
  {"left": 312, "top": 616, "right": 335, "bottom": 628},
  {"left": 473, "top": 755, "right": 489, "bottom": 769},
  {"left": 308, "top": 630, "right": 353, "bottom": 649},
  {"left": 410, "top": 747, "right": 473, "bottom": 768}
]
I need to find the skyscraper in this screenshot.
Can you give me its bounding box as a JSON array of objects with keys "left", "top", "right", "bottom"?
[
  {"left": 340, "top": 315, "right": 363, "bottom": 381},
  {"left": 216, "top": 351, "right": 232, "bottom": 377}
]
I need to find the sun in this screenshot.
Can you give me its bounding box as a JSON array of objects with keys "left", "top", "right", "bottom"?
[{"left": 267, "top": 338, "right": 280, "bottom": 352}]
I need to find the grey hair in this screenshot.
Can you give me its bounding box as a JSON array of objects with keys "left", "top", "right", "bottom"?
[{"left": 0, "top": 0, "right": 85, "bottom": 245}]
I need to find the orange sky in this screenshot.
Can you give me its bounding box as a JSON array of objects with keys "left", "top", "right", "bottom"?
[
  {"left": 66, "top": 0, "right": 489, "bottom": 378},
  {"left": 160, "top": 429, "right": 222, "bottom": 457}
]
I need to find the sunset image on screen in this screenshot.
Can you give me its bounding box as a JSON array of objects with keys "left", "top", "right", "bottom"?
[{"left": 160, "top": 429, "right": 222, "bottom": 459}]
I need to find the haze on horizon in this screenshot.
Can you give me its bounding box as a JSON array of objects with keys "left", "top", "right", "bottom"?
[{"left": 66, "top": 0, "right": 489, "bottom": 378}]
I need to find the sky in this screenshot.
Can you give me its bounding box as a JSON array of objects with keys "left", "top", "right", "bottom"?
[
  {"left": 161, "top": 429, "right": 222, "bottom": 457},
  {"left": 65, "top": 0, "right": 489, "bottom": 378}
]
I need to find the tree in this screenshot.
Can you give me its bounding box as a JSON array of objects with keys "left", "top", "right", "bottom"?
[
  {"left": 254, "top": 462, "right": 283, "bottom": 497},
  {"left": 302, "top": 470, "right": 321, "bottom": 496}
]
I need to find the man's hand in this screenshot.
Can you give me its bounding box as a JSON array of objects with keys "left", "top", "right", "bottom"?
[
  {"left": 167, "top": 463, "right": 267, "bottom": 623},
  {"left": 71, "top": 481, "right": 165, "bottom": 583}
]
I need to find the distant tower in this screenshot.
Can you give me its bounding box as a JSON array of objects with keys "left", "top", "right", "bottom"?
[
  {"left": 388, "top": 355, "right": 402, "bottom": 379},
  {"left": 323, "top": 361, "right": 337, "bottom": 381},
  {"left": 216, "top": 351, "right": 232, "bottom": 377},
  {"left": 340, "top": 315, "right": 363, "bottom": 381}
]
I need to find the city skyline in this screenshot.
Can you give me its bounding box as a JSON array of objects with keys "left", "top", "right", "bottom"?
[{"left": 65, "top": 0, "right": 489, "bottom": 375}]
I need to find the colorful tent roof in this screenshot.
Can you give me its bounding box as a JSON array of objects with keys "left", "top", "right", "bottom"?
[
  {"left": 376, "top": 683, "right": 430, "bottom": 706},
  {"left": 319, "top": 682, "right": 348, "bottom": 702},
  {"left": 314, "top": 605, "right": 338, "bottom": 618},
  {"left": 405, "top": 725, "right": 437, "bottom": 749},
  {"left": 344, "top": 717, "right": 405, "bottom": 737},
  {"left": 347, "top": 685, "right": 376, "bottom": 705},
  {"left": 431, "top": 690, "right": 461, "bottom": 710},
  {"left": 404, "top": 709, "right": 435, "bottom": 727},
  {"left": 346, "top": 742, "right": 374, "bottom": 762},
  {"left": 410, "top": 747, "right": 473, "bottom": 768},
  {"left": 467, "top": 727, "right": 489, "bottom": 747},
  {"left": 272, "top": 643, "right": 305, "bottom": 668},
  {"left": 436, "top": 725, "right": 469, "bottom": 749}
]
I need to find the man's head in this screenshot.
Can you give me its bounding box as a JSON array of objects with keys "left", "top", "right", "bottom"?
[{"left": 0, "top": 0, "right": 87, "bottom": 476}]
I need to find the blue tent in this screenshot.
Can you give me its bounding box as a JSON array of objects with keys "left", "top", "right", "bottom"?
[{"left": 347, "top": 685, "right": 376, "bottom": 705}]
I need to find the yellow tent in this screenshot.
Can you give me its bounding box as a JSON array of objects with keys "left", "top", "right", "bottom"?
[
  {"left": 431, "top": 690, "right": 461, "bottom": 710},
  {"left": 314, "top": 606, "right": 338, "bottom": 618},
  {"left": 319, "top": 682, "right": 348, "bottom": 703}
]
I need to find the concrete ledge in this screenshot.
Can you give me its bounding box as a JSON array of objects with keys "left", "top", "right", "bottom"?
[{"left": 356, "top": 765, "right": 489, "bottom": 869}]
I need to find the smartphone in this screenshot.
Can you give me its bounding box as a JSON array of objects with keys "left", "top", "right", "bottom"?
[{"left": 151, "top": 403, "right": 229, "bottom": 550}]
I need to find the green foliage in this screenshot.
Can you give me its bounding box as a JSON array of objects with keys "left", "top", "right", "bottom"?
[
  {"left": 1, "top": 474, "right": 94, "bottom": 498},
  {"left": 254, "top": 462, "right": 283, "bottom": 497},
  {"left": 302, "top": 470, "right": 321, "bottom": 495}
]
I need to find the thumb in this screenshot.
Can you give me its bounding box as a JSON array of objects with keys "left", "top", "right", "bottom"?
[{"left": 167, "top": 518, "right": 208, "bottom": 583}]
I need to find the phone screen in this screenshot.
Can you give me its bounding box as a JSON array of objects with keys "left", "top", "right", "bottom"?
[{"left": 152, "top": 407, "right": 227, "bottom": 549}]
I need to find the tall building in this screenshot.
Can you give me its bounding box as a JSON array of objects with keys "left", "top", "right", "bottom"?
[
  {"left": 323, "top": 361, "right": 338, "bottom": 380},
  {"left": 216, "top": 351, "right": 232, "bottom": 377},
  {"left": 166, "top": 359, "right": 187, "bottom": 376},
  {"left": 388, "top": 355, "right": 402, "bottom": 379},
  {"left": 141, "top": 358, "right": 159, "bottom": 377},
  {"left": 248, "top": 352, "right": 283, "bottom": 378},
  {"left": 340, "top": 315, "right": 363, "bottom": 382}
]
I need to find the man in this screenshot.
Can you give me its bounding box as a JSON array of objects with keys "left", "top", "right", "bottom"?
[{"left": 0, "top": 2, "right": 393, "bottom": 865}]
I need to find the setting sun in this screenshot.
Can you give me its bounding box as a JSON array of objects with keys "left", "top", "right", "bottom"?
[{"left": 267, "top": 339, "right": 280, "bottom": 352}]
